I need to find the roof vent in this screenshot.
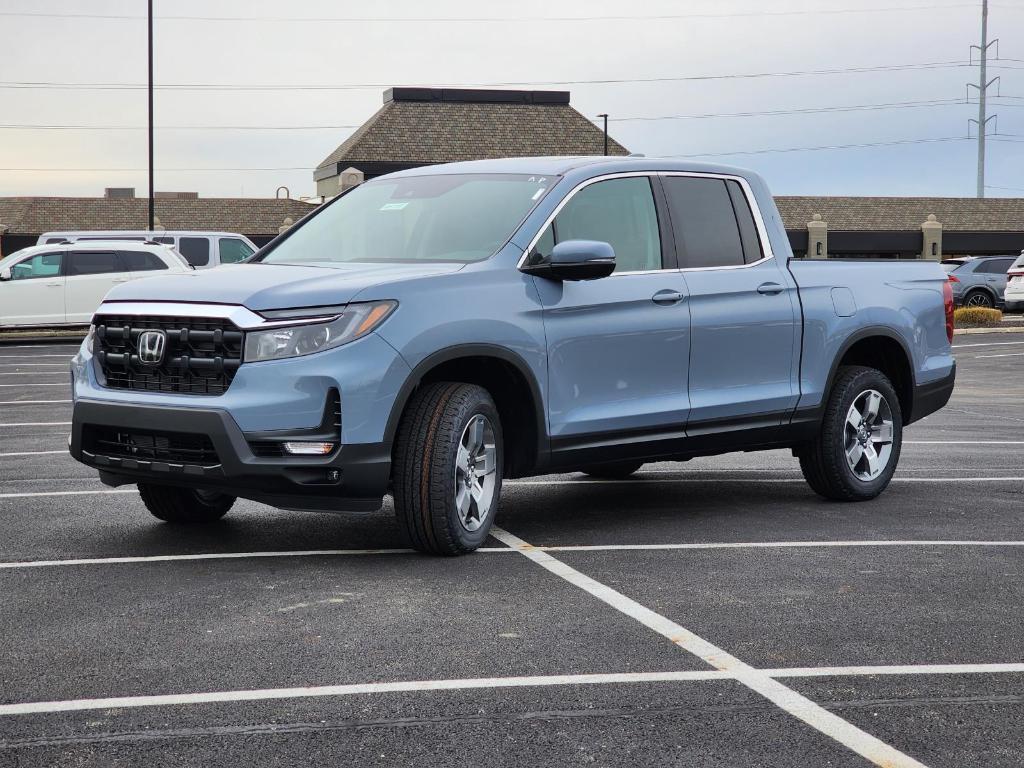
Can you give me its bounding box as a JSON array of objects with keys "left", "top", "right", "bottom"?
[{"left": 104, "top": 187, "right": 136, "bottom": 199}]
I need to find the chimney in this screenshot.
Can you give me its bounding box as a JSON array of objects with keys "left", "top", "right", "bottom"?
[{"left": 104, "top": 187, "right": 136, "bottom": 199}]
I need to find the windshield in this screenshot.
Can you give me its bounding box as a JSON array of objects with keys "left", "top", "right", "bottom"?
[{"left": 259, "top": 173, "right": 555, "bottom": 265}]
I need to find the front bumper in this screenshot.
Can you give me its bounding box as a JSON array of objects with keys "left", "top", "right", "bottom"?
[{"left": 70, "top": 399, "right": 390, "bottom": 513}]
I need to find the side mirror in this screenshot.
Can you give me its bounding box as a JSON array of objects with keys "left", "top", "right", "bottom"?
[
  {"left": 522, "top": 239, "right": 616, "bottom": 281},
  {"left": 0, "top": 267, "right": 10, "bottom": 282}
]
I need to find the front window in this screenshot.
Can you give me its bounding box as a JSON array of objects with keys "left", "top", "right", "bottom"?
[
  {"left": 219, "top": 237, "right": 255, "bottom": 264},
  {"left": 259, "top": 173, "right": 555, "bottom": 266},
  {"left": 6, "top": 252, "right": 63, "bottom": 280}
]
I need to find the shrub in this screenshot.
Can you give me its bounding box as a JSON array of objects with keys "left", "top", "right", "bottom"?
[{"left": 954, "top": 307, "right": 1003, "bottom": 327}]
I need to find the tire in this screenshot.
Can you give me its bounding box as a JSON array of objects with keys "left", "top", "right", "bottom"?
[
  {"left": 580, "top": 461, "right": 644, "bottom": 479},
  {"left": 798, "top": 366, "right": 903, "bottom": 501},
  {"left": 138, "top": 483, "right": 235, "bottom": 524},
  {"left": 963, "top": 289, "right": 995, "bottom": 309},
  {"left": 392, "top": 382, "right": 503, "bottom": 555}
]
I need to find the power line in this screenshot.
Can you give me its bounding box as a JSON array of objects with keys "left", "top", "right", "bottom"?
[
  {"left": 985, "top": 184, "right": 1024, "bottom": 192},
  {"left": 0, "top": 61, "right": 974, "bottom": 92},
  {"left": 0, "top": 4, "right": 981, "bottom": 22},
  {"left": 667, "top": 135, "right": 972, "bottom": 158},
  {"left": 0, "top": 98, "right": 972, "bottom": 132}
]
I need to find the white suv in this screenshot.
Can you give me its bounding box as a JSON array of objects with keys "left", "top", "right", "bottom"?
[
  {"left": 1005, "top": 252, "right": 1024, "bottom": 313},
  {"left": 0, "top": 241, "right": 192, "bottom": 328}
]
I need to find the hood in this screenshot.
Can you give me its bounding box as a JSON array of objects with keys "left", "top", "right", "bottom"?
[{"left": 103, "top": 261, "right": 465, "bottom": 311}]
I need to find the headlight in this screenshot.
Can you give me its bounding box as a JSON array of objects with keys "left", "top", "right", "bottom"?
[{"left": 244, "top": 300, "right": 396, "bottom": 362}]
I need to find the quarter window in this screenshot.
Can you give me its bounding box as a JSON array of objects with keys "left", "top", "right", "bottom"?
[
  {"left": 10, "top": 252, "right": 62, "bottom": 280},
  {"left": 178, "top": 237, "right": 210, "bottom": 267},
  {"left": 67, "top": 251, "right": 123, "bottom": 276},
  {"left": 118, "top": 250, "right": 168, "bottom": 272},
  {"left": 663, "top": 176, "right": 755, "bottom": 269},
  {"left": 530, "top": 177, "right": 662, "bottom": 273},
  {"left": 218, "top": 237, "right": 254, "bottom": 264}
]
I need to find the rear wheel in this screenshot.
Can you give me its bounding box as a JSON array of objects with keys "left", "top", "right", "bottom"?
[
  {"left": 963, "top": 289, "right": 995, "bottom": 309},
  {"left": 138, "top": 484, "right": 235, "bottom": 524},
  {"left": 392, "top": 382, "right": 502, "bottom": 555},
  {"left": 798, "top": 366, "right": 902, "bottom": 501},
  {"left": 581, "top": 461, "right": 644, "bottom": 479}
]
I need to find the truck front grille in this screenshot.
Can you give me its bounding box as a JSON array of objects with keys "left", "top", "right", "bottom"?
[
  {"left": 82, "top": 425, "right": 220, "bottom": 466},
  {"left": 93, "top": 314, "right": 243, "bottom": 395}
]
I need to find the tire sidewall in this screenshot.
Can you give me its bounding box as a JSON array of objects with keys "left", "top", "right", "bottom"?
[
  {"left": 828, "top": 369, "right": 903, "bottom": 497},
  {"left": 440, "top": 392, "right": 503, "bottom": 550}
]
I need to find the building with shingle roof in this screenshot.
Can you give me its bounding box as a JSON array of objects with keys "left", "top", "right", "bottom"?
[
  {"left": 0, "top": 194, "right": 317, "bottom": 256},
  {"left": 314, "top": 87, "right": 629, "bottom": 196}
]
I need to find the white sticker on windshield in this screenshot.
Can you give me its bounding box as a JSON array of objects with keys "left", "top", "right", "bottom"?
[
  {"left": 531, "top": 188, "right": 546, "bottom": 201},
  {"left": 380, "top": 202, "right": 409, "bottom": 211}
]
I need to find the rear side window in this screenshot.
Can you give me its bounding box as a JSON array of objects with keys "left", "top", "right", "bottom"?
[
  {"left": 663, "top": 176, "right": 751, "bottom": 269},
  {"left": 976, "top": 258, "right": 1013, "bottom": 274},
  {"left": 67, "top": 251, "right": 124, "bottom": 276},
  {"left": 10, "top": 252, "right": 62, "bottom": 280},
  {"left": 218, "top": 237, "right": 255, "bottom": 264},
  {"left": 178, "top": 237, "right": 210, "bottom": 267},
  {"left": 531, "top": 177, "right": 662, "bottom": 273},
  {"left": 118, "top": 250, "right": 168, "bottom": 272}
]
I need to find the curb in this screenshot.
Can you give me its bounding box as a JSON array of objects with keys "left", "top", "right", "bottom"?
[{"left": 954, "top": 325, "right": 1024, "bottom": 335}]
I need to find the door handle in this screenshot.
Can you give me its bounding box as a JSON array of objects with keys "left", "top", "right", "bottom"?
[
  {"left": 652, "top": 289, "right": 686, "bottom": 305},
  {"left": 45, "top": 282, "right": 62, "bottom": 287},
  {"left": 757, "top": 282, "right": 784, "bottom": 295}
]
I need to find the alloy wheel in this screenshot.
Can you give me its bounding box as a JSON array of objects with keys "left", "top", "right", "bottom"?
[
  {"left": 844, "top": 389, "right": 895, "bottom": 481},
  {"left": 454, "top": 414, "right": 498, "bottom": 531}
]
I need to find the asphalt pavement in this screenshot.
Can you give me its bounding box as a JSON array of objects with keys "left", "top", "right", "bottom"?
[{"left": 0, "top": 334, "right": 1022, "bottom": 767}]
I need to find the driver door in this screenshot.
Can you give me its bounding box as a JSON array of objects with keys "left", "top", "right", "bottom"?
[
  {"left": 526, "top": 175, "right": 690, "bottom": 459},
  {"left": 0, "top": 251, "right": 66, "bottom": 326}
]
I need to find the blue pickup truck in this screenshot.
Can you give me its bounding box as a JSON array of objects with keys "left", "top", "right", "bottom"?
[{"left": 69, "top": 157, "right": 956, "bottom": 554}]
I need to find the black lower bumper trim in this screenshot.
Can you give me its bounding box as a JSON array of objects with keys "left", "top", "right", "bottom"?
[
  {"left": 908, "top": 363, "right": 956, "bottom": 424},
  {"left": 71, "top": 399, "right": 389, "bottom": 513}
]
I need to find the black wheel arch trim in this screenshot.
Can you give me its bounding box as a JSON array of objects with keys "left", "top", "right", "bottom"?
[
  {"left": 383, "top": 344, "right": 550, "bottom": 469},
  {"left": 818, "top": 325, "right": 918, "bottom": 424}
]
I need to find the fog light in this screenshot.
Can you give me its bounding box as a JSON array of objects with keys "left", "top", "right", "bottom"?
[{"left": 283, "top": 442, "right": 335, "bottom": 455}]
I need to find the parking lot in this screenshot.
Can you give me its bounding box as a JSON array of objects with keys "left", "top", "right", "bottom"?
[{"left": 0, "top": 335, "right": 1022, "bottom": 767}]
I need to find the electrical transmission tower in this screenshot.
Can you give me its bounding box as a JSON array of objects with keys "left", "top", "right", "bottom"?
[{"left": 969, "top": 0, "right": 998, "bottom": 198}]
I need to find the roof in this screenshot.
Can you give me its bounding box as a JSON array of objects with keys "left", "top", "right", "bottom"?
[
  {"left": 775, "top": 196, "right": 1024, "bottom": 232},
  {"left": 0, "top": 197, "right": 317, "bottom": 236},
  {"left": 1, "top": 240, "right": 179, "bottom": 259},
  {"left": 315, "top": 89, "right": 629, "bottom": 177}
]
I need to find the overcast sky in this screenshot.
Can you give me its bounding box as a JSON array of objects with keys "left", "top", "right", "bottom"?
[{"left": 1, "top": 0, "right": 1022, "bottom": 200}]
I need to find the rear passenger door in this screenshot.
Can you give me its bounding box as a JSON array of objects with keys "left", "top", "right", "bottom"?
[
  {"left": 527, "top": 174, "right": 691, "bottom": 449},
  {"left": 176, "top": 237, "right": 212, "bottom": 269},
  {"left": 64, "top": 250, "right": 130, "bottom": 323},
  {"left": 661, "top": 174, "right": 800, "bottom": 429}
]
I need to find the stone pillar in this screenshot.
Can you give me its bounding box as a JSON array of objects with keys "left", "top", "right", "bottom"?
[
  {"left": 339, "top": 167, "right": 364, "bottom": 193},
  {"left": 921, "top": 214, "right": 942, "bottom": 261},
  {"left": 278, "top": 217, "right": 294, "bottom": 235},
  {"left": 807, "top": 213, "right": 828, "bottom": 259},
  {"left": 0, "top": 223, "right": 7, "bottom": 258},
  {"left": 153, "top": 216, "right": 165, "bottom": 233}
]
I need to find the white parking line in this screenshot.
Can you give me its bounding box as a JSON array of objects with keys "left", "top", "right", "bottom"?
[
  {"left": 976, "top": 352, "right": 1024, "bottom": 359},
  {"left": 0, "top": 489, "right": 133, "bottom": 499},
  {"left": 507, "top": 477, "right": 1024, "bottom": 485},
  {"left": 0, "top": 383, "right": 67, "bottom": 387},
  {"left": 768, "top": 663, "right": 1024, "bottom": 679},
  {"left": 952, "top": 340, "right": 1024, "bottom": 348},
  {"left": 491, "top": 526, "right": 929, "bottom": 768},
  {"left": 0, "top": 400, "right": 70, "bottom": 405},
  {"left": 1, "top": 662, "right": 1022, "bottom": 719},
  {"left": 0, "top": 371, "right": 68, "bottom": 375},
  {"left": 905, "top": 440, "right": 1024, "bottom": 444},
  {"left": 0, "top": 422, "right": 71, "bottom": 427},
  {"left": 0, "top": 450, "right": 67, "bottom": 457},
  {"left": 0, "top": 671, "right": 728, "bottom": 717},
  {"left": 1, "top": 539, "right": 1021, "bottom": 570},
  {"left": 0, "top": 363, "right": 68, "bottom": 368},
  {"left": 0, "top": 354, "right": 74, "bottom": 359}
]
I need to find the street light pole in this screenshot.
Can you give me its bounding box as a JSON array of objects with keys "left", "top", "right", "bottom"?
[
  {"left": 597, "top": 113, "right": 608, "bottom": 156},
  {"left": 148, "top": 0, "right": 154, "bottom": 229}
]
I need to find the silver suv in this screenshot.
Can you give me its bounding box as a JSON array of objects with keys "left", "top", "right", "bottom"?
[{"left": 943, "top": 255, "right": 1016, "bottom": 308}]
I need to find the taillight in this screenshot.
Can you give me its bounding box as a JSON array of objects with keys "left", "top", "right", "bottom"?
[
  {"left": 943, "top": 280, "right": 955, "bottom": 343},
  {"left": 947, "top": 274, "right": 960, "bottom": 283}
]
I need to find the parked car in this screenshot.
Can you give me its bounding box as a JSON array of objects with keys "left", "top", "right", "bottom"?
[
  {"left": 69, "top": 157, "right": 956, "bottom": 554},
  {"left": 0, "top": 240, "right": 192, "bottom": 327},
  {"left": 1004, "top": 251, "right": 1024, "bottom": 313},
  {"left": 942, "top": 254, "right": 1016, "bottom": 308},
  {"left": 37, "top": 231, "right": 258, "bottom": 269}
]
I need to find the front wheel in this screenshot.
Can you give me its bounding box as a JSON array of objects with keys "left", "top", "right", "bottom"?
[
  {"left": 138, "top": 484, "right": 235, "bottom": 524},
  {"left": 963, "top": 289, "right": 995, "bottom": 309},
  {"left": 798, "top": 366, "right": 902, "bottom": 501},
  {"left": 392, "top": 382, "right": 502, "bottom": 555}
]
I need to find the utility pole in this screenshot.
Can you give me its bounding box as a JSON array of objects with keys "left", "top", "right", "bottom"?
[
  {"left": 969, "top": 0, "right": 998, "bottom": 198},
  {"left": 148, "top": 0, "right": 155, "bottom": 229},
  {"left": 597, "top": 114, "right": 609, "bottom": 156}
]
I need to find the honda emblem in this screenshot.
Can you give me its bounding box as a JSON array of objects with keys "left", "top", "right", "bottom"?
[{"left": 138, "top": 330, "right": 166, "bottom": 365}]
